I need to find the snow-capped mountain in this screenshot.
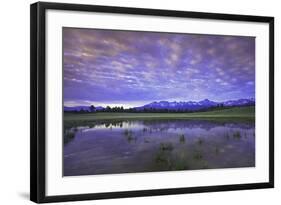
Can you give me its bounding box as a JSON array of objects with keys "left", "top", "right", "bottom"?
[
  {"left": 135, "top": 98, "right": 255, "bottom": 111},
  {"left": 223, "top": 98, "right": 255, "bottom": 107},
  {"left": 64, "top": 98, "right": 255, "bottom": 112}
]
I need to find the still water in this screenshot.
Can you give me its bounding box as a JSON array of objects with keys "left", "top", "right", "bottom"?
[{"left": 64, "top": 119, "right": 255, "bottom": 176}]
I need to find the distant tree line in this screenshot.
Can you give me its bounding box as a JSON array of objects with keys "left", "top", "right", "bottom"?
[{"left": 65, "top": 103, "right": 253, "bottom": 114}]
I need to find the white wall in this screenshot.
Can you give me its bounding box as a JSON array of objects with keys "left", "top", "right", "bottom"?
[{"left": 0, "top": 0, "right": 279, "bottom": 204}]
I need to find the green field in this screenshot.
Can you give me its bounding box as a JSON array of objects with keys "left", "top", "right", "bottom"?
[{"left": 64, "top": 106, "right": 255, "bottom": 122}]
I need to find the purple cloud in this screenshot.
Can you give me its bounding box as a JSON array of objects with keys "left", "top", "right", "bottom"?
[{"left": 63, "top": 28, "right": 255, "bottom": 107}]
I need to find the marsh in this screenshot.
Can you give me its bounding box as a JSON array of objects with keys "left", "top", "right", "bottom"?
[{"left": 63, "top": 118, "right": 255, "bottom": 176}]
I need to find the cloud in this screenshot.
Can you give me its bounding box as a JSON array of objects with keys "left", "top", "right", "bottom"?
[
  {"left": 246, "top": 81, "right": 254, "bottom": 85},
  {"left": 63, "top": 28, "right": 255, "bottom": 105},
  {"left": 215, "top": 78, "right": 222, "bottom": 83}
]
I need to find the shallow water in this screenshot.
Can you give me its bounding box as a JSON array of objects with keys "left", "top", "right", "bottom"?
[{"left": 63, "top": 119, "right": 255, "bottom": 176}]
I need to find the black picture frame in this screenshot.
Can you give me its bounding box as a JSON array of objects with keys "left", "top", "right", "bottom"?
[{"left": 30, "top": 1, "right": 274, "bottom": 203}]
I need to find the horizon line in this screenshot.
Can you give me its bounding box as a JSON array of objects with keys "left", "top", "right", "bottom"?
[{"left": 64, "top": 97, "right": 255, "bottom": 108}]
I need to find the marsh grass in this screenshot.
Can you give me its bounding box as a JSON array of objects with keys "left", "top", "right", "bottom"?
[
  {"left": 155, "top": 142, "right": 190, "bottom": 170},
  {"left": 64, "top": 130, "right": 76, "bottom": 144},
  {"left": 123, "top": 129, "right": 135, "bottom": 142},
  {"left": 193, "top": 150, "right": 203, "bottom": 160},
  {"left": 155, "top": 154, "right": 189, "bottom": 170},
  {"left": 179, "top": 134, "right": 185, "bottom": 143},
  {"left": 173, "top": 160, "right": 189, "bottom": 170},
  {"left": 142, "top": 128, "right": 148, "bottom": 132},
  {"left": 233, "top": 131, "right": 242, "bottom": 139},
  {"left": 155, "top": 151, "right": 170, "bottom": 164},
  {"left": 159, "top": 142, "right": 174, "bottom": 151},
  {"left": 144, "top": 138, "right": 150, "bottom": 143},
  {"left": 155, "top": 143, "right": 173, "bottom": 164},
  {"left": 124, "top": 129, "right": 130, "bottom": 135},
  {"left": 215, "top": 146, "right": 220, "bottom": 155},
  {"left": 197, "top": 138, "right": 204, "bottom": 145},
  {"left": 201, "top": 161, "right": 209, "bottom": 169}
]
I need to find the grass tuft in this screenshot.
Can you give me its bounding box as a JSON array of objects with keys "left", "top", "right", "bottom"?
[
  {"left": 159, "top": 142, "right": 174, "bottom": 151},
  {"left": 179, "top": 134, "right": 185, "bottom": 143},
  {"left": 197, "top": 138, "right": 204, "bottom": 145},
  {"left": 64, "top": 130, "right": 76, "bottom": 144},
  {"left": 233, "top": 131, "right": 241, "bottom": 139},
  {"left": 123, "top": 129, "right": 134, "bottom": 142},
  {"left": 193, "top": 151, "right": 203, "bottom": 160}
]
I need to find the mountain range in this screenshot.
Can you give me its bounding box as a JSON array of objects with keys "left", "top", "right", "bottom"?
[{"left": 64, "top": 98, "right": 255, "bottom": 112}]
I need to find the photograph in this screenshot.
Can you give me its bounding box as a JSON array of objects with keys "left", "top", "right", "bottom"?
[
  {"left": 63, "top": 27, "right": 256, "bottom": 176},
  {"left": 29, "top": 1, "right": 274, "bottom": 203}
]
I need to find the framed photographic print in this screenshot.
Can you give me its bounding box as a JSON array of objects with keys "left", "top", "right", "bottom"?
[{"left": 30, "top": 1, "right": 274, "bottom": 203}]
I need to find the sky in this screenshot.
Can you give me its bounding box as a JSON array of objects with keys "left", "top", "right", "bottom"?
[{"left": 63, "top": 27, "right": 255, "bottom": 108}]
